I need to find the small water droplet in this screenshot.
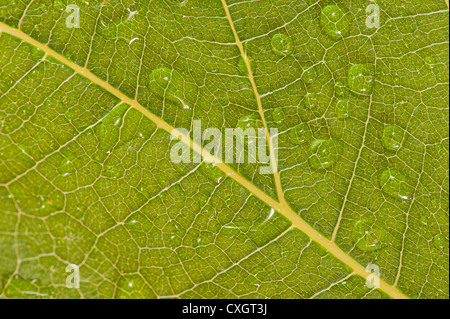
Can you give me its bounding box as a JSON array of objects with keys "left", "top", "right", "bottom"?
[
  {"left": 57, "top": 158, "right": 76, "bottom": 175},
  {"left": 302, "top": 66, "right": 317, "bottom": 84},
  {"left": 320, "top": 5, "right": 351, "bottom": 40},
  {"left": 201, "top": 162, "right": 225, "bottom": 184},
  {"left": 348, "top": 64, "right": 375, "bottom": 95},
  {"left": 336, "top": 100, "right": 349, "bottom": 119},
  {"left": 289, "top": 123, "right": 311, "bottom": 145},
  {"left": 352, "top": 220, "right": 386, "bottom": 252},
  {"left": 272, "top": 108, "right": 285, "bottom": 124},
  {"left": 377, "top": 168, "right": 414, "bottom": 202},
  {"left": 309, "top": 139, "right": 338, "bottom": 170},
  {"left": 238, "top": 56, "right": 256, "bottom": 75},
  {"left": 335, "top": 81, "right": 346, "bottom": 96},
  {"left": 425, "top": 56, "right": 436, "bottom": 65},
  {"left": 271, "top": 33, "right": 294, "bottom": 56},
  {"left": 100, "top": 0, "right": 128, "bottom": 25},
  {"left": 382, "top": 125, "right": 404, "bottom": 151},
  {"left": 236, "top": 114, "right": 263, "bottom": 131},
  {"left": 301, "top": 92, "right": 318, "bottom": 109},
  {"left": 102, "top": 164, "right": 124, "bottom": 179},
  {"left": 149, "top": 67, "right": 193, "bottom": 109},
  {"left": 433, "top": 234, "right": 446, "bottom": 250}
]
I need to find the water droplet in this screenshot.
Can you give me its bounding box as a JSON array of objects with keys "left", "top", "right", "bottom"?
[
  {"left": 336, "top": 100, "right": 349, "bottom": 118},
  {"left": 352, "top": 220, "right": 386, "bottom": 252},
  {"left": 335, "top": 81, "right": 346, "bottom": 96},
  {"left": 29, "top": 46, "right": 43, "bottom": 60},
  {"left": 236, "top": 114, "right": 263, "bottom": 131},
  {"left": 382, "top": 125, "right": 404, "bottom": 151},
  {"left": 5, "top": 276, "right": 49, "bottom": 298},
  {"left": 57, "top": 158, "right": 76, "bottom": 175},
  {"left": 271, "top": 33, "right": 294, "bottom": 56},
  {"left": 425, "top": 56, "right": 436, "bottom": 65},
  {"left": 309, "top": 139, "right": 338, "bottom": 170},
  {"left": 347, "top": 64, "right": 375, "bottom": 95},
  {"left": 116, "top": 275, "right": 153, "bottom": 299},
  {"left": 149, "top": 67, "right": 192, "bottom": 109},
  {"left": 302, "top": 66, "right": 317, "bottom": 84},
  {"left": 394, "top": 101, "right": 407, "bottom": 109},
  {"left": 378, "top": 169, "right": 414, "bottom": 202},
  {"left": 102, "top": 164, "right": 124, "bottom": 179},
  {"left": 238, "top": 56, "right": 256, "bottom": 75},
  {"left": 289, "top": 123, "right": 311, "bottom": 145},
  {"left": 201, "top": 162, "right": 225, "bottom": 184},
  {"left": 301, "top": 93, "right": 318, "bottom": 109},
  {"left": 320, "top": 5, "right": 350, "bottom": 40},
  {"left": 272, "top": 108, "right": 285, "bottom": 124},
  {"left": 393, "top": 75, "right": 400, "bottom": 86},
  {"left": 52, "top": 0, "right": 65, "bottom": 11},
  {"left": 433, "top": 234, "right": 446, "bottom": 250},
  {"left": 100, "top": 0, "right": 128, "bottom": 25}
]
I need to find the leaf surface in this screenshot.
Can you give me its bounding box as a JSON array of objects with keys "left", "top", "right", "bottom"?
[{"left": 0, "top": 0, "right": 448, "bottom": 299}]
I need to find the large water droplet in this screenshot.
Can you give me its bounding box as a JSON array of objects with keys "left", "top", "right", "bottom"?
[
  {"left": 320, "top": 5, "right": 350, "bottom": 40},
  {"left": 271, "top": 33, "right": 294, "bottom": 56},
  {"left": 382, "top": 125, "right": 404, "bottom": 151},
  {"left": 352, "top": 220, "right": 386, "bottom": 252},
  {"left": 348, "top": 64, "right": 375, "bottom": 95},
  {"left": 309, "top": 139, "right": 338, "bottom": 169},
  {"left": 378, "top": 169, "right": 414, "bottom": 202},
  {"left": 336, "top": 100, "right": 349, "bottom": 118},
  {"left": 289, "top": 123, "right": 311, "bottom": 145}
]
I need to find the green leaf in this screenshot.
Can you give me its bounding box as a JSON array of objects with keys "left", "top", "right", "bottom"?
[{"left": 0, "top": 0, "right": 448, "bottom": 299}]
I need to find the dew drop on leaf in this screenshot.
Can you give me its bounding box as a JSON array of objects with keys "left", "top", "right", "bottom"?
[
  {"left": 382, "top": 125, "right": 404, "bottom": 151},
  {"left": 236, "top": 114, "right": 263, "bottom": 131},
  {"left": 289, "top": 123, "right": 311, "bottom": 145},
  {"left": 335, "top": 81, "right": 346, "bottom": 96},
  {"left": 425, "top": 56, "right": 436, "bottom": 65},
  {"left": 271, "top": 33, "right": 294, "bottom": 56},
  {"left": 377, "top": 168, "right": 414, "bottom": 202},
  {"left": 102, "top": 164, "right": 124, "bottom": 179},
  {"left": 149, "top": 67, "right": 191, "bottom": 109},
  {"left": 336, "top": 100, "right": 349, "bottom": 119},
  {"left": 201, "top": 162, "right": 225, "bottom": 184},
  {"left": 309, "top": 139, "right": 338, "bottom": 170},
  {"left": 433, "top": 234, "right": 446, "bottom": 250},
  {"left": 272, "top": 108, "right": 285, "bottom": 124},
  {"left": 320, "top": 5, "right": 350, "bottom": 40},
  {"left": 302, "top": 66, "right": 317, "bottom": 84},
  {"left": 301, "top": 92, "right": 318, "bottom": 109},
  {"left": 238, "top": 56, "right": 256, "bottom": 75},
  {"left": 347, "top": 64, "right": 375, "bottom": 95},
  {"left": 352, "top": 220, "right": 386, "bottom": 252},
  {"left": 57, "top": 158, "right": 76, "bottom": 175}
]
